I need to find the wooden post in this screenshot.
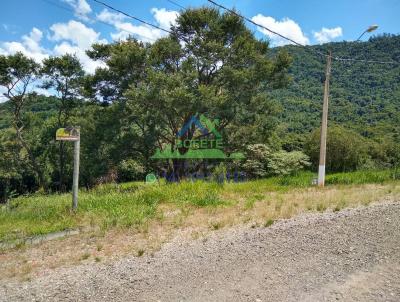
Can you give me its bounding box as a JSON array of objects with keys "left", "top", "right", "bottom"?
[
  {"left": 56, "top": 126, "right": 80, "bottom": 210},
  {"left": 318, "top": 51, "right": 332, "bottom": 187},
  {"left": 72, "top": 131, "right": 80, "bottom": 210}
]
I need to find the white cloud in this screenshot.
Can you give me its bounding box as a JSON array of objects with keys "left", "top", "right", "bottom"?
[
  {"left": 49, "top": 20, "right": 105, "bottom": 49},
  {"left": 97, "top": 8, "right": 125, "bottom": 24},
  {"left": 97, "top": 8, "right": 178, "bottom": 43},
  {"left": 0, "top": 27, "right": 49, "bottom": 62},
  {"left": 251, "top": 14, "right": 309, "bottom": 46},
  {"left": 0, "top": 20, "right": 106, "bottom": 75},
  {"left": 0, "top": 28, "right": 48, "bottom": 100},
  {"left": 33, "top": 87, "right": 53, "bottom": 97},
  {"left": 151, "top": 8, "right": 178, "bottom": 30},
  {"left": 110, "top": 22, "right": 164, "bottom": 43},
  {"left": 0, "top": 6, "right": 179, "bottom": 78},
  {"left": 53, "top": 41, "right": 105, "bottom": 73},
  {"left": 313, "top": 27, "right": 343, "bottom": 44},
  {"left": 63, "top": 0, "right": 92, "bottom": 22},
  {"left": 49, "top": 21, "right": 107, "bottom": 73}
]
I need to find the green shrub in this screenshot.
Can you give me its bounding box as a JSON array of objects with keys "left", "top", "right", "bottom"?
[
  {"left": 211, "top": 163, "right": 227, "bottom": 183},
  {"left": 267, "top": 150, "right": 311, "bottom": 176},
  {"left": 306, "top": 126, "right": 369, "bottom": 172},
  {"left": 117, "top": 159, "right": 145, "bottom": 182},
  {"left": 242, "top": 144, "right": 310, "bottom": 178},
  {"left": 242, "top": 144, "right": 272, "bottom": 178}
]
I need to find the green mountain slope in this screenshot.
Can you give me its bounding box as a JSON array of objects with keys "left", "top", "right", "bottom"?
[
  {"left": 271, "top": 34, "right": 400, "bottom": 143},
  {"left": 0, "top": 96, "right": 59, "bottom": 129}
]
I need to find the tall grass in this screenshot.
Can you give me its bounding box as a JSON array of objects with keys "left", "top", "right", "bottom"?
[
  {"left": 326, "top": 169, "right": 400, "bottom": 185},
  {"left": 1, "top": 169, "right": 399, "bottom": 243},
  {"left": 0, "top": 180, "right": 224, "bottom": 243},
  {"left": 0, "top": 194, "right": 75, "bottom": 242}
]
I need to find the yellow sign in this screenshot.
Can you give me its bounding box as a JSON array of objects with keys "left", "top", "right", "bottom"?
[{"left": 56, "top": 127, "right": 80, "bottom": 141}]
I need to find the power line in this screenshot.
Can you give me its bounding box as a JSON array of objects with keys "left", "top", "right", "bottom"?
[
  {"left": 206, "top": 0, "right": 399, "bottom": 65},
  {"left": 41, "top": 0, "right": 157, "bottom": 42},
  {"left": 206, "top": 0, "right": 306, "bottom": 47},
  {"left": 45, "top": 0, "right": 400, "bottom": 66},
  {"left": 91, "top": 0, "right": 173, "bottom": 34},
  {"left": 206, "top": 0, "right": 328, "bottom": 60},
  {"left": 332, "top": 56, "right": 399, "bottom": 65},
  {"left": 166, "top": 0, "right": 185, "bottom": 9}
]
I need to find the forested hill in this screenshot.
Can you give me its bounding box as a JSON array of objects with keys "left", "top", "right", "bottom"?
[
  {"left": 0, "top": 96, "right": 59, "bottom": 130},
  {"left": 271, "top": 34, "right": 400, "bottom": 144}
]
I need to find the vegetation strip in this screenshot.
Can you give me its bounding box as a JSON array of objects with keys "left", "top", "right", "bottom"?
[{"left": 1, "top": 169, "right": 399, "bottom": 245}]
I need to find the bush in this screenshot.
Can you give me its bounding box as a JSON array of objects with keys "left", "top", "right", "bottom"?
[
  {"left": 305, "top": 125, "right": 369, "bottom": 172},
  {"left": 242, "top": 144, "right": 272, "bottom": 178},
  {"left": 242, "top": 144, "right": 310, "bottom": 178},
  {"left": 117, "top": 159, "right": 145, "bottom": 182},
  {"left": 268, "top": 150, "right": 311, "bottom": 176},
  {"left": 211, "top": 163, "right": 227, "bottom": 183}
]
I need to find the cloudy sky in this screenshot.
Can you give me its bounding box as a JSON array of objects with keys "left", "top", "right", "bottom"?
[{"left": 1, "top": 0, "right": 399, "bottom": 75}]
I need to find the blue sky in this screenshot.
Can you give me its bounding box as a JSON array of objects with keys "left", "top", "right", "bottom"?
[{"left": 0, "top": 0, "right": 399, "bottom": 74}]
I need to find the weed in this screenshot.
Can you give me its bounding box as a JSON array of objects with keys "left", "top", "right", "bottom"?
[
  {"left": 316, "top": 203, "right": 327, "bottom": 212},
  {"left": 210, "top": 221, "right": 222, "bottom": 230},
  {"left": 15, "top": 241, "right": 26, "bottom": 250},
  {"left": 275, "top": 200, "right": 283, "bottom": 212},
  {"left": 81, "top": 252, "right": 90, "bottom": 260},
  {"left": 244, "top": 198, "right": 256, "bottom": 210},
  {"left": 264, "top": 219, "right": 274, "bottom": 227}
]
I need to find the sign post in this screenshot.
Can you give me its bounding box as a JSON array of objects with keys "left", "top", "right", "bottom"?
[{"left": 56, "top": 127, "right": 80, "bottom": 210}]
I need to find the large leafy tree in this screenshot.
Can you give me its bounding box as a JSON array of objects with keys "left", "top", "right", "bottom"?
[
  {"left": 134, "top": 8, "right": 291, "bottom": 149},
  {"left": 85, "top": 39, "right": 148, "bottom": 103},
  {"left": 0, "top": 52, "right": 45, "bottom": 188},
  {"left": 0, "top": 129, "right": 23, "bottom": 202},
  {"left": 41, "top": 54, "right": 84, "bottom": 191},
  {"left": 86, "top": 7, "right": 291, "bottom": 178}
]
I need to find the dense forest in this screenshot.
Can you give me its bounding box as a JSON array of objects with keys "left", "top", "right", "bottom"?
[
  {"left": 272, "top": 34, "right": 400, "bottom": 149},
  {"left": 0, "top": 7, "right": 399, "bottom": 201}
]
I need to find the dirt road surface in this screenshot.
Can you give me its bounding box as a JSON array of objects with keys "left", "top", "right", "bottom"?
[{"left": 1, "top": 201, "right": 400, "bottom": 301}]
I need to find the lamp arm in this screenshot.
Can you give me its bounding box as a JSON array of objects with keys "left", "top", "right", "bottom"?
[{"left": 356, "top": 30, "right": 367, "bottom": 42}]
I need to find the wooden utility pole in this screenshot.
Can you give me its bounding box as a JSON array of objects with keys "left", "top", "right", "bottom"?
[{"left": 318, "top": 51, "right": 332, "bottom": 187}]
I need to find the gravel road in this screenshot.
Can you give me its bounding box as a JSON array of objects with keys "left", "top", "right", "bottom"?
[{"left": 1, "top": 201, "right": 400, "bottom": 302}]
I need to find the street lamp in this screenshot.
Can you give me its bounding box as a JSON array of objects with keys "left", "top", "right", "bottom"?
[
  {"left": 317, "top": 25, "right": 379, "bottom": 187},
  {"left": 356, "top": 24, "right": 379, "bottom": 41}
]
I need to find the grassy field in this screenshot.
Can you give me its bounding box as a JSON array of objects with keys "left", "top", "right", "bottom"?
[{"left": 1, "top": 169, "right": 400, "bottom": 245}]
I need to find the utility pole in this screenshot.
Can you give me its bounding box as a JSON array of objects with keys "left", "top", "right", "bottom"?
[
  {"left": 318, "top": 51, "right": 332, "bottom": 187},
  {"left": 317, "top": 25, "right": 378, "bottom": 187}
]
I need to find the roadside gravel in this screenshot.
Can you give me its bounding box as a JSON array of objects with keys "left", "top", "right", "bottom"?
[{"left": 1, "top": 201, "right": 400, "bottom": 302}]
